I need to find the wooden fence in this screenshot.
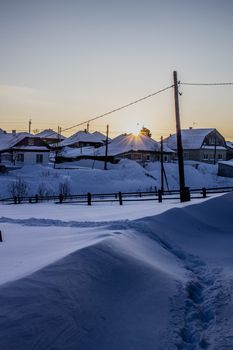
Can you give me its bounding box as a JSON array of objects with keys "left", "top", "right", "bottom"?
[{"left": 0, "top": 186, "right": 233, "bottom": 205}]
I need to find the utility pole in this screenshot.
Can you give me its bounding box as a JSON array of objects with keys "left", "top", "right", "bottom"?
[
  {"left": 29, "top": 119, "right": 32, "bottom": 133},
  {"left": 173, "top": 71, "right": 190, "bottom": 202},
  {"left": 104, "top": 124, "right": 109, "bottom": 170},
  {"left": 160, "top": 136, "right": 164, "bottom": 193},
  {"left": 213, "top": 135, "right": 217, "bottom": 165}
]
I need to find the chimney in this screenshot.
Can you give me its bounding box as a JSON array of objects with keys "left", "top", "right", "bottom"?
[{"left": 12, "top": 130, "right": 16, "bottom": 136}]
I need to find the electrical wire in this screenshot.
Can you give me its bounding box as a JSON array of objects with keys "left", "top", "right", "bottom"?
[
  {"left": 60, "top": 85, "right": 174, "bottom": 134},
  {"left": 180, "top": 82, "right": 233, "bottom": 86}
]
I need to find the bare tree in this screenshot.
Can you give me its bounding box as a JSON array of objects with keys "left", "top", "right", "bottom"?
[
  {"left": 58, "top": 179, "right": 71, "bottom": 199},
  {"left": 8, "top": 177, "right": 29, "bottom": 198}
]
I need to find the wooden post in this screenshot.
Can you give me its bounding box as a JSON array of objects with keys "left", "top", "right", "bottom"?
[
  {"left": 160, "top": 136, "right": 164, "bottom": 193},
  {"left": 104, "top": 124, "right": 109, "bottom": 170},
  {"left": 202, "top": 187, "right": 207, "bottom": 198},
  {"left": 35, "top": 194, "right": 39, "bottom": 203},
  {"left": 173, "top": 71, "right": 189, "bottom": 202},
  {"left": 59, "top": 193, "right": 63, "bottom": 203},
  {"left": 87, "top": 192, "right": 92, "bottom": 205},
  {"left": 119, "top": 192, "right": 123, "bottom": 205},
  {"left": 0, "top": 230, "right": 2, "bottom": 242},
  {"left": 158, "top": 190, "right": 163, "bottom": 203},
  {"left": 14, "top": 196, "right": 17, "bottom": 204}
]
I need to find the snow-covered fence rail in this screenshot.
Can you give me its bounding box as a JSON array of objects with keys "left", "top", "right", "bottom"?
[{"left": 0, "top": 186, "right": 233, "bottom": 205}]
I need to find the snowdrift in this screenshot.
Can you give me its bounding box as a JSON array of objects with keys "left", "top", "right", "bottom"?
[{"left": 0, "top": 193, "right": 233, "bottom": 349}]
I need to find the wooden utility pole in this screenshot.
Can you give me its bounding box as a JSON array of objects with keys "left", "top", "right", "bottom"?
[
  {"left": 29, "top": 119, "right": 32, "bottom": 133},
  {"left": 160, "top": 136, "right": 164, "bottom": 193},
  {"left": 173, "top": 71, "right": 190, "bottom": 202},
  {"left": 104, "top": 124, "right": 109, "bottom": 170}
]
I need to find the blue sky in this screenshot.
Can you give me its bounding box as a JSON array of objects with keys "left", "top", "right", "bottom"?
[{"left": 0, "top": 0, "right": 233, "bottom": 139}]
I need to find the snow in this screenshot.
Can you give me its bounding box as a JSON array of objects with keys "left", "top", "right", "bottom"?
[
  {"left": 95, "top": 133, "right": 162, "bottom": 156},
  {"left": 0, "top": 131, "right": 32, "bottom": 151},
  {"left": 166, "top": 128, "right": 219, "bottom": 150},
  {"left": 1, "top": 160, "right": 233, "bottom": 199},
  {"left": 58, "top": 131, "right": 104, "bottom": 147},
  {"left": 0, "top": 193, "right": 233, "bottom": 349},
  {"left": 35, "top": 129, "right": 66, "bottom": 139}
]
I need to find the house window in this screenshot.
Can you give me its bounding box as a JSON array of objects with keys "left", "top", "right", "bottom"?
[
  {"left": 36, "top": 154, "right": 43, "bottom": 163},
  {"left": 203, "top": 154, "right": 209, "bottom": 160},
  {"left": 1, "top": 154, "right": 13, "bottom": 162},
  {"left": 218, "top": 154, "right": 223, "bottom": 160},
  {"left": 131, "top": 153, "right": 142, "bottom": 160},
  {"left": 146, "top": 154, "right": 150, "bottom": 161},
  {"left": 17, "top": 154, "right": 24, "bottom": 163}
]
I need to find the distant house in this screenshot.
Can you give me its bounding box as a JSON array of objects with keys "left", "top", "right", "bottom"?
[
  {"left": 35, "top": 129, "right": 66, "bottom": 145},
  {"left": 55, "top": 133, "right": 174, "bottom": 165},
  {"left": 95, "top": 133, "right": 174, "bottom": 164},
  {"left": 165, "top": 128, "right": 227, "bottom": 163},
  {"left": 226, "top": 141, "right": 233, "bottom": 160},
  {"left": 55, "top": 130, "right": 104, "bottom": 150},
  {"left": 0, "top": 129, "right": 50, "bottom": 167}
]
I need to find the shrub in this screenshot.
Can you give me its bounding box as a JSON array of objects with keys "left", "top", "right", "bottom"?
[
  {"left": 58, "top": 179, "right": 71, "bottom": 199},
  {"left": 8, "top": 177, "right": 29, "bottom": 198}
]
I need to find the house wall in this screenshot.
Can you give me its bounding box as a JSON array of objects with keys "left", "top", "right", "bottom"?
[
  {"left": 227, "top": 148, "right": 233, "bottom": 160},
  {"left": 200, "top": 149, "right": 227, "bottom": 163},
  {"left": 15, "top": 151, "right": 50, "bottom": 166},
  {"left": 0, "top": 151, "right": 50, "bottom": 166},
  {"left": 116, "top": 151, "right": 173, "bottom": 163},
  {"left": 218, "top": 163, "right": 233, "bottom": 178}
]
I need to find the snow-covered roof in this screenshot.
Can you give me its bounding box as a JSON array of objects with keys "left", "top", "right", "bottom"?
[
  {"left": 58, "top": 131, "right": 104, "bottom": 147},
  {"left": 11, "top": 145, "right": 50, "bottom": 151},
  {"left": 166, "top": 128, "right": 216, "bottom": 150},
  {"left": 226, "top": 141, "right": 233, "bottom": 149},
  {"left": 35, "top": 129, "right": 66, "bottom": 140},
  {"left": 218, "top": 160, "right": 233, "bottom": 167},
  {"left": 201, "top": 146, "right": 226, "bottom": 150},
  {"left": 0, "top": 132, "right": 32, "bottom": 152},
  {"left": 92, "top": 131, "right": 109, "bottom": 142},
  {"left": 95, "top": 133, "right": 171, "bottom": 156}
]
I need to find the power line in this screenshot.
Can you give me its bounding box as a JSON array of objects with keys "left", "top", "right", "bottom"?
[
  {"left": 61, "top": 85, "right": 174, "bottom": 133},
  {"left": 180, "top": 82, "right": 233, "bottom": 86}
]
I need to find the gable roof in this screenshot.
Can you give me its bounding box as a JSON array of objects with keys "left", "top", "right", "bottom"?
[
  {"left": 0, "top": 131, "right": 32, "bottom": 152},
  {"left": 92, "top": 131, "right": 109, "bottom": 142},
  {"left": 165, "top": 128, "right": 216, "bottom": 150},
  {"left": 96, "top": 133, "right": 173, "bottom": 156},
  {"left": 35, "top": 129, "right": 66, "bottom": 140},
  {"left": 58, "top": 131, "right": 104, "bottom": 147}
]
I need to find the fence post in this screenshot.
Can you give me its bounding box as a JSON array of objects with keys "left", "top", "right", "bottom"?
[
  {"left": 35, "top": 194, "right": 39, "bottom": 203},
  {"left": 0, "top": 230, "right": 2, "bottom": 242},
  {"left": 87, "top": 192, "right": 92, "bottom": 206},
  {"left": 158, "top": 190, "right": 163, "bottom": 203},
  {"left": 202, "top": 187, "right": 207, "bottom": 198},
  {"left": 18, "top": 197, "right": 21, "bottom": 204},
  {"left": 59, "top": 193, "right": 63, "bottom": 203},
  {"left": 119, "top": 192, "right": 123, "bottom": 205},
  {"left": 14, "top": 196, "right": 17, "bottom": 204}
]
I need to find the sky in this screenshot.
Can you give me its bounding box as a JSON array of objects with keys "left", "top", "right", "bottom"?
[{"left": 0, "top": 0, "right": 233, "bottom": 140}]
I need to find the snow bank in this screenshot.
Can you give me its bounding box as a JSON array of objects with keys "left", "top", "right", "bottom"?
[{"left": 0, "top": 193, "right": 233, "bottom": 348}]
